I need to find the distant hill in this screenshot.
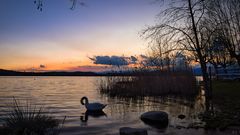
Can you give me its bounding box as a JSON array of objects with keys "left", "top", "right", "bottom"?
[
  {"left": 0, "top": 69, "right": 21, "bottom": 76},
  {"left": 0, "top": 69, "right": 198, "bottom": 76},
  {"left": 0, "top": 69, "right": 99, "bottom": 76},
  {"left": 0, "top": 69, "right": 139, "bottom": 76}
]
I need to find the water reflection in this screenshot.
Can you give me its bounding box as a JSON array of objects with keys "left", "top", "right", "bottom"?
[
  {"left": 103, "top": 94, "right": 206, "bottom": 129},
  {"left": 0, "top": 76, "right": 234, "bottom": 135},
  {"left": 80, "top": 110, "right": 107, "bottom": 123}
]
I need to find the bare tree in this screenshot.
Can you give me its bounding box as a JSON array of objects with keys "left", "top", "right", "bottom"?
[
  {"left": 148, "top": 39, "right": 174, "bottom": 71},
  {"left": 206, "top": 0, "right": 240, "bottom": 67},
  {"left": 34, "top": 0, "right": 43, "bottom": 11},
  {"left": 208, "top": 37, "right": 235, "bottom": 74},
  {"left": 34, "top": 0, "right": 86, "bottom": 11},
  {"left": 143, "top": 0, "right": 213, "bottom": 97}
]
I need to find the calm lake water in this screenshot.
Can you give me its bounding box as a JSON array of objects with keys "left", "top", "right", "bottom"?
[{"left": 0, "top": 76, "right": 234, "bottom": 135}]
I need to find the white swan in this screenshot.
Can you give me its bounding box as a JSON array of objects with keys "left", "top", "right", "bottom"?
[{"left": 80, "top": 96, "right": 107, "bottom": 111}]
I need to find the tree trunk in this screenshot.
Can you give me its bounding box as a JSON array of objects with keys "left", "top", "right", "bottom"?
[
  {"left": 188, "top": 0, "right": 210, "bottom": 98},
  {"left": 236, "top": 55, "right": 240, "bottom": 67},
  {"left": 200, "top": 59, "right": 211, "bottom": 98},
  {"left": 213, "top": 64, "right": 218, "bottom": 79},
  {"left": 213, "top": 64, "right": 218, "bottom": 75}
]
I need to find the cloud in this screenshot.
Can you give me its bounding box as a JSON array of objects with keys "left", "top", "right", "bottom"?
[
  {"left": 89, "top": 55, "right": 130, "bottom": 66},
  {"left": 139, "top": 54, "right": 148, "bottom": 59},
  {"left": 18, "top": 64, "right": 46, "bottom": 72},
  {"left": 89, "top": 55, "right": 158, "bottom": 67},
  {"left": 39, "top": 64, "right": 46, "bottom": 68},
  {"left": 138, "top": 55, "right": 160, "bottom": 67},
  {"left": 130, "top": 56, "right": 138, "bottom": 64}
]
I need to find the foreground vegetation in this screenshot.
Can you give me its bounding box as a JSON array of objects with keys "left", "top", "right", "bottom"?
[
  {"left": 99, "top": 73, "right": 240, "bottom": 130},
  {"left": 200, "top": 80, "right": 240, "bottom": 130},
  {"left": 212, "top": 80, "right": 240, "bottom": 100},
  {"left": 0, "top": 98, "right": 64, "bottom": 135}
]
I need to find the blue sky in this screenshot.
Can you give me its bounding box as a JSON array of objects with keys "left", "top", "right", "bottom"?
[{"left": 0, "top": 0, "right": 160, "bottom": 71}]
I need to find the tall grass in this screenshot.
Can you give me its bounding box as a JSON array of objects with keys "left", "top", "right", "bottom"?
[
  {"left": 98, "top": 71, "right": 198, "bottom": 100},
  {"left": 0, "top": 98, "right": 65, "bottom": 135}
]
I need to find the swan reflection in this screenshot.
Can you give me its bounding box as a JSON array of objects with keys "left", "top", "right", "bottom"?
[{"left": 80, "top": 110, "right": 107, "bottom": 123}]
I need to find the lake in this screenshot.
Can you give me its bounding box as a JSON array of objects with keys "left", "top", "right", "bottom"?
[{"left": 0, "top": 76, "right": 232, "bottom": 135}]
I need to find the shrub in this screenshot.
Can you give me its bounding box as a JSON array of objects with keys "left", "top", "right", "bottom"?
[{"left": 0, "top": 98, "right": 65, "bottom": 135}]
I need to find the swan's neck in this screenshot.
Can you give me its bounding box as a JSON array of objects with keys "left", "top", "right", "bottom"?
[
  {"left": 84, "top": 98, "right": 89, "bottom": 105},
  {"left": 81, "top": 97, "right": 89, "bottom": 105}
]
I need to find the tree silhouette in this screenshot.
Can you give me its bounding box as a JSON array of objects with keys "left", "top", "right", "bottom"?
[
  {"left": 206, "top": 0, "right": 240, "bottom": 67},
  {"left": 143, "top": 0, "right": 213, "bottom": 98},
  {"left": 33, "top": 0, "right": 86, "bottom": 11}
]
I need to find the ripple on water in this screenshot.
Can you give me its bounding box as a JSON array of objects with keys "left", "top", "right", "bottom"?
[{"left": 0, "top": 76, "right": 232, "bottom": 135}]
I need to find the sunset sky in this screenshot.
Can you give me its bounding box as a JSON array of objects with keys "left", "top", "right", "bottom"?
[{"left": 0, "top": 0, "right": 160, "bottom": 72}]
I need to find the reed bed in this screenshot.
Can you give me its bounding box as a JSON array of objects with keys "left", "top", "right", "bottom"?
[{"left": 98, "top": 71, "right": 198, "bottom": 100}]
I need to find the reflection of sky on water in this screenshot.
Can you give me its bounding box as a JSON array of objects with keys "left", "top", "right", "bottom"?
[{"left": 0, "top": 76, "right": 233, "bottom": 135}]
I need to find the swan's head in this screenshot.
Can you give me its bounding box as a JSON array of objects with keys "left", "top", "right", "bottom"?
[{"left": 80, "top": 96, "right": 89, "bottom": 105}]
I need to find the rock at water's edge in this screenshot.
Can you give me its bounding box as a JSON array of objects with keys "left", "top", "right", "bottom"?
[
  {"left": 178, "top": 114, "right": 186, "bottom": 119},
  {"left": 119, "top": 127, "right": 148, "bottom": 135},
  {"left": 140, "top": 111, "right": 168, "bottom": 128}
]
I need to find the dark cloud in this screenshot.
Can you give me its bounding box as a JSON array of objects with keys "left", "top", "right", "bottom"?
[
  {"left": 39, "top": 64, "right": 46, "bottom": 68},
  {"left": 139, "top": 54, "right": 148, "bottom": 59},
  {"left": 89, "top": 55, "right": 164, "bottom": 67},
  {"left": 130, "top": 56, "right": 138, "bottom": 63},
  {"left": 90, "top": 56, "right": 128, "bottom": 66},
  {"left": 138, "top": 55, "right": 161, "bottom": 67},
  {"left": 89, "top": 55, "right": 140, "bottom": 66}
]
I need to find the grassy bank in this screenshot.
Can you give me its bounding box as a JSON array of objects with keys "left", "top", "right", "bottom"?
[
  {"left": 212, "top": 80, "right": 240, "bottom": 100},
  {"left": 201, "top": 80, "right": 240, "bottom": 130}
]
